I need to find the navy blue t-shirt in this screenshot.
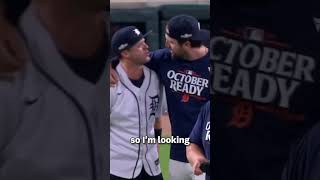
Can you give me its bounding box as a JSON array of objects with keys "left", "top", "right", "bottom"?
[
  {"left": 189, "top": 101, "right": 210, "bottom": 180},
  {"left": 212, "top": 0, "right": 320, "bottom": 180},
  {"left": 148, "top": 48, "right": 210, "bottom": 162}
]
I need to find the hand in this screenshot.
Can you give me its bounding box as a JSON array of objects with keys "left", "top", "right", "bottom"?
[
  {"left": 0, "top": 15, "right": 28, "bottom": 73},
  {"left": 110, "top": 65, "right": 119, "bottom": 86},
  {"left": 192, "top": 157, "right": 208, "bottom": 176}
]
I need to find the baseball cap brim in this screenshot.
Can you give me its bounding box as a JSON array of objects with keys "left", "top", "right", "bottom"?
[
  {"left": 142, "top": 30, "right": 153, "bottom": 38},
  {"left": 126, "top": 30, "right": 152, "bottom": 50},
  {"left": 190, "top": 29, "right": 210, "bottom": 42}
]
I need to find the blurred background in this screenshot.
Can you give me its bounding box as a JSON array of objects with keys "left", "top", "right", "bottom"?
[
  {"left": 110, "top": 0, "right": 210, "bottom": 51},
  {"left": 110, "top": 1, "right": 209, "bottom": 179}
]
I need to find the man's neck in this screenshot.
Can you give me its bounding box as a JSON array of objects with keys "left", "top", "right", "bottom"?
[
  {"left": 32, "top": 2, "right": 106, "bottom": 58},
  {"left": 184, "top": 45, "right": 208, "bottom": 61},
  {"left": 120, "top": 60, "right": 144, "bottom": 80}
]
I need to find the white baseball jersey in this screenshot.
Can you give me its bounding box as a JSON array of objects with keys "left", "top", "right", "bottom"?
[{"left": 110, "top": 64, "right": 162, "bottom": 179}]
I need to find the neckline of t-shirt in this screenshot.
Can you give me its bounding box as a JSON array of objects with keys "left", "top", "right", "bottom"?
[{"left": 174, "top": 52, "right": 209, "bottom": 63}]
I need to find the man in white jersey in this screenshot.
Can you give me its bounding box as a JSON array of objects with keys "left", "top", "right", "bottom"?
[{"left": 110, "top": 26, "right": 163, "bottom": 180}]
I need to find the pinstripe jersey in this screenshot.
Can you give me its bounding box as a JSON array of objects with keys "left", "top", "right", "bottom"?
[{"left": 110, "top": 63, "right": 162, "bottom": 179}]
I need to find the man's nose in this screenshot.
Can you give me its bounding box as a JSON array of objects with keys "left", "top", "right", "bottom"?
[{"left": 143, "top": 42, "right": 149, "bottom": 49}]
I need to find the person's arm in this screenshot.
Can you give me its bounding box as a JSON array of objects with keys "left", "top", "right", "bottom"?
[
  {"left": 145, "top": 48, "right": 171, "bottom": 73},
  {"left": 110, "top": 63, "right": 119, "bottom": 86},
  {"left": 154, "top": 118, "right": 162, "bottom": 137},
  {"left": 154, "top": 117, "right": 162, "bottom": 153},
  {"left": 187, "top": 118, "right": 208, "bottom": 176},
  {"left": 109, "top": 48, "right": 170, "bottom": 85},
  {"left": 187, "top": 143, "right": 208, "bottom": 176},
  {"left": 187, "top": 102, "right": 209, "bottom": 175},
  {"left": 144, "top": 51, "right": 159, "bottom": 71},
  {"left": 109, "top": 56, "right": 120, "bottom": 85},
  {"left": 110, "top": 86, "right": 116, "bottom": 111}
]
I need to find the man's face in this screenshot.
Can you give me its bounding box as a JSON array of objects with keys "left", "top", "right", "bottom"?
[
  {"left": 127, "top": 38, "right": 150, "bottom": 65},
  {"left": 165, "top": 34, "right": 184, "bottom": 58}
]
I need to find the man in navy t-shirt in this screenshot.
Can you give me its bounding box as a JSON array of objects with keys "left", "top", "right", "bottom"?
[
  {"left": 187, "top": 101, "right": 210, "bottom": 180},
  {"left": 146, "top": 15, "right": 209, "bottom": 180}
]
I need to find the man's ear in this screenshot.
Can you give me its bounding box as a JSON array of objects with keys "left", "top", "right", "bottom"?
[
  {"left": 120, "top": 50, "right": 130, "bottom": 59},
  {"left": 183, "top": 41, "right": 191, "bottom": 48}
]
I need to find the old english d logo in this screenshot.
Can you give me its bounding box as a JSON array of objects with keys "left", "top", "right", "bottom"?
[
  {"left": 228, "top": 101, "right": 254, "bottom": 128},
  {"left": 181, "top": 93, "right": 190, "bottom": 102}
]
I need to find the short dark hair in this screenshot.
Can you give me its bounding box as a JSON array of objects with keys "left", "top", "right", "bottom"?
[{"left": 177, "top": 39, "right": 202, "bottom": 48}]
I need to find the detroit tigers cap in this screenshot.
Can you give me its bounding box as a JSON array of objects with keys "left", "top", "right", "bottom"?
[
  {"left": 166, "top": 14, "right": 209, "bottom": 42},
  {"left": 111, "top": 26, "right": 152, "bottom": 56}
]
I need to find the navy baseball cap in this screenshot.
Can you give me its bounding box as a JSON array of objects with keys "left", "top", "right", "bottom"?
[
  {"left": 111, "top": 26, "right": 151, "bottom": 55},
  {"left": 166, "top": 14, "right": 209, "bottom": 41}
]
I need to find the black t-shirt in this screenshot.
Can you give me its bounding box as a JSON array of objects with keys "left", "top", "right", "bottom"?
[{"left": 211, "top": 0, "right": 320, "bottom": 180}]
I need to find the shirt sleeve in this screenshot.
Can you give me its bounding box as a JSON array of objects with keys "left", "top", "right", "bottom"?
[
  {"left": 189, "top": 104, "right": 207, "bottom": 147},
  {"left": 145, "top": 52, "right": 160, "bottom": 73},
  {"left": 145, "top": 48, "right": 171, "bottom": 74}
]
